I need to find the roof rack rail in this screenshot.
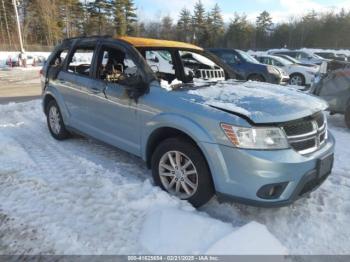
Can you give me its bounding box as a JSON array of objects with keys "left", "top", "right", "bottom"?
[{"left": 62, "top": 35, "right": 112, "bottom": 42}]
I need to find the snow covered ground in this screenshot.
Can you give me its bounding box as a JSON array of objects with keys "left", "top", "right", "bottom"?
[{"left": 0, "top": 100, "right": 349, "bottom": 255}]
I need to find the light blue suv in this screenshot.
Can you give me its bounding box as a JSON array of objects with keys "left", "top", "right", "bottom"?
[{"left": 41, "top": 36, "right": 335, "bottom": 207}]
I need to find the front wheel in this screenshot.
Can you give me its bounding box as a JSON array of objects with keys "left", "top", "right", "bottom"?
[
  {"left": 289, "top": 73, "right": 305, "bottom": 86},
  {"left": 151, "top": 137, "right": 214, "bottom": 207},
  {"left": 345, "top": 104, "right": 350, "bottom": 129},
  {"left": 46, "top": 100, "right": 70, "bottom": 140}
]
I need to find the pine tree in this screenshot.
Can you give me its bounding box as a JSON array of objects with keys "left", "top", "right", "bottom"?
[
  {"left": 112, "top": 0, "right": 137, "bottom": 36},
  {"left": 210, "top": 4, "right": 224, "bottom": 46},
  {"left": 160, "top": 16, "right": 173, "bottom": 40},
  {"left": 114, "top": 0, "right": 127, "bottom": 36},
  {"left": 192, "top": 0, "right": 206, "bottom": 44},
  {"left": 255, "top": 10, "right": 273, "bottom": 48},
  {"left": 87, "top": 0, "right": 113, "bottom": 35},
  {"left": 124, "top": 0, "right": 137, "bottom": 35},
  {"left": 177, "top": 8, "right": 191, "bottom": 42}
]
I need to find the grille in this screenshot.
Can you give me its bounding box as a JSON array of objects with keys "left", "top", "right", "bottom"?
[{"left": 281, "top": 112, "right": 327, "bottom": 155}]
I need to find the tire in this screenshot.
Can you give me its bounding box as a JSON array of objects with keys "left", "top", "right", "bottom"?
[
  {"left": 247, "top": 74, "right": 265, "bottom": 82},
  {"left": 45, "top": 100, "right": 70, "bottom": 140},
  {"left": 289, "top": 73, "right": 305, "bottom": 86},
  {"left": 151, "top": 137, "right": 214, "bottom": 207},
  {"left": 345, "top": 104, "right": 350, "bottom": 129}
]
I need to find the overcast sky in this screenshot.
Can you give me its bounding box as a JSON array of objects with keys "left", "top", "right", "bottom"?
[{"left": 134, "top": 0, "right": 350, "bottom": 23}]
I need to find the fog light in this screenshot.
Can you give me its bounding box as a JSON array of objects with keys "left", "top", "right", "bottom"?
[{"left": 257, "top": 182, "right": 288, "bottom": 199}]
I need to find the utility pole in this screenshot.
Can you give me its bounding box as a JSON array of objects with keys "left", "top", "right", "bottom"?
[
  {"left": 12, "top": 0, "right": 24, "bottom": 51},
  {"left": 1, "top": 0, "right": 12, "bottom": 46}
]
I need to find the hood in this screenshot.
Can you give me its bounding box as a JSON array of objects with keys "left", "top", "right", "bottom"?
[{"left": 184, "top": 80, "right": 328, "bottom": 124}]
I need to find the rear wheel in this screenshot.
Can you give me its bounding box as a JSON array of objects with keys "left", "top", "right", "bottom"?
[
  {"left": 345, "top": 104, "right": 350, "bottom": 129},
  {"left": 289, "top": 73, "right": 305, "bottom": 86},
  {"left": 247, "top": 74, "right": 265, "bottom": 82},
  {"left": 151, "top": 137, "right": 214, "bottom": 207},
  {"left": 46, "top": 100, "right": 70, "bottom": 140}
]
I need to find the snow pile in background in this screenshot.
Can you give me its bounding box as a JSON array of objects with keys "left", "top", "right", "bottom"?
[{"left": 140, "top": 208, "right": 287, "bottom": 255}]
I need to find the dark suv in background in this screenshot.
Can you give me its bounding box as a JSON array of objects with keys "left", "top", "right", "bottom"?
[{"left": 208, "top": 48, "right": 289, "bottom": 84}]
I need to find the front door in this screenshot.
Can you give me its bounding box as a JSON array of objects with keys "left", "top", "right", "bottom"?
[{"left": 88, "top": 44, "right": 143, "bottom": 155}]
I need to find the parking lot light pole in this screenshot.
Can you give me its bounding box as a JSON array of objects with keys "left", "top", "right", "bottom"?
[{"left": 12, "top": 0, "right": 24, "bottom": 52}]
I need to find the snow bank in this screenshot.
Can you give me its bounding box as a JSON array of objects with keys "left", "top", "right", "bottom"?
[
  {"left": 206, "top": 221, "right": 287, "bottom": 255},
  {"left": 0, "top": 99, "right": 350, "bottom": 255},
  {"left": 140, "top": 208, "right": 287, "bottom": 255}
]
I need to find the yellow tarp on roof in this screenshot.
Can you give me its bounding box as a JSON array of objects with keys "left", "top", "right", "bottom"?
[{"left": 116, "top": 36, "right": 203, "bottom": 51}]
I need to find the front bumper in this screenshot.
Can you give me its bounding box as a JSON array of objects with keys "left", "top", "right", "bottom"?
[
  {"left": 266, "top": 74, "right": 289, "bottom": 85},
  {"left": 200, "top": 132, "right": 335, "bottom": 207}
]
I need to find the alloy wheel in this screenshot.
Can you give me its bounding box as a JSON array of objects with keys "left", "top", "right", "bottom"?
[
  {"left": 49, "top": 106, "right": 61, "bottom": 135},
  {"left": 158, "top": 150, "right": 198, "bottom": 199}
]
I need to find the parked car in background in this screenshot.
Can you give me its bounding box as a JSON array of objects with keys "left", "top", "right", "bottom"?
[
  {"left": 208, "top": 48, "right": 289, "bottom": 84},
  {"left": 5, "top": 54, "right": 45, "bottom": 67},
  {"left": 269, "top": 50, "right": 328, "bottom": 66},
  {"left": 314, "top": 52, "right": 347, "bottom": 62},
  {"left": 273, "top": 54, "right": 320, "bottom": 69},
  {"left": 42, "top": 36, "right": 334, "bottom": 207},
  {"left": 255, "top": 54, "right": 319, "bottom": 86},
  {"left": 310, "top": 67, "right": 350, "bottom": 128},
  {"left": 336, "top": 53, "right": 349, "bottom": 62}
]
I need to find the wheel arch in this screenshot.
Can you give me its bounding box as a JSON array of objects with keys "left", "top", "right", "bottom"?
[
  {"left": 247, "top": 73, "right": 265, "bottom": 81},
  {"left": 43, "top": 93, "right": 56, "bottom": 114},
  {"left": 145, "top": 127, "right": 203, "bottom": 169}
]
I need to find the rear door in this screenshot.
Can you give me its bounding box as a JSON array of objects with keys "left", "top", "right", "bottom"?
[{"left": 56, "top": 40, "right": 100, "bottom": 132}]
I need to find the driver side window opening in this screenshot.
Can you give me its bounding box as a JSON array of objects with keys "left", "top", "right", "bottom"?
[{"left": 97, "top": 46, "right": 139, "bottom": 83}]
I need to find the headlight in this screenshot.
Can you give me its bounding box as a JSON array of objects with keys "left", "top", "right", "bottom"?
[
  {"left": 221, "top": 123, "right": 289, "bottom": 149},
  {"left": 267, "top": 65, "right": 280, "bottom": 75},
  {"left": 306, "top": 70, "right": 317, "bottom": 75}
]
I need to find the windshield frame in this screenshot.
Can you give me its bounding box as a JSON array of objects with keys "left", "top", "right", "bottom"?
[{"left": 137, "top": 47, "right": 236, "bottom": 87}]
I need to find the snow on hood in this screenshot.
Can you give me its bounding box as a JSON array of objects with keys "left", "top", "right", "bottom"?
[{"left": 186, "top": 80, "right": 328, "bottom": 123}]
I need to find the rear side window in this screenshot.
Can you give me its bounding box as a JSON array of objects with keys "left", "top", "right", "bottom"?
[
  {"left": 67, "top": 47, "right": 95, "bottom": 76},
  {"left": 50, "top": 49, "right": 68, "bottom": 67}
]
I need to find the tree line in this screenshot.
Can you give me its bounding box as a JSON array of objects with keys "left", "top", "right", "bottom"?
[{"left": 1, "top": 0, "right": 350, "bottom": 50}]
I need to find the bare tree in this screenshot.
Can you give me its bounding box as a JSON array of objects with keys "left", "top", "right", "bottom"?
[{"left": 1, "top": 0, "right": 12, "bottom": 45}]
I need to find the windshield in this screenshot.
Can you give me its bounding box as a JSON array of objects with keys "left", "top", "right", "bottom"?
[
  {"left": 143, "top": 49, "right": 227, "bottom": 90},
  {"left": 273, "top": 56, "right": 293, "bottom": 65},
  {"left": 281, "top": 55, "right": 300, "bottom": 64},
  {"left": 237, "top": 50, "right": 260, "bottom": 64}
]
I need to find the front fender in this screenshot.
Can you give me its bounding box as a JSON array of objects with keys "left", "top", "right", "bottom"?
[{"left": 141, "top": 113, "right": 215, "bottom": 160}]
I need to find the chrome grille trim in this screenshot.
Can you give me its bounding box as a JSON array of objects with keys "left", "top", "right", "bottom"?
[{"left": 282, "top": 113, "right": 327, "bottom": 155}]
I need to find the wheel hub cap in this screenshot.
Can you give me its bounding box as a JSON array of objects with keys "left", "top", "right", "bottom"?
[
  {"left": 49, "top": 106, "right": 61, "bottom": 135},
  {"left": 158, "top": 151, "right": 198, "bottom": 199}
]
